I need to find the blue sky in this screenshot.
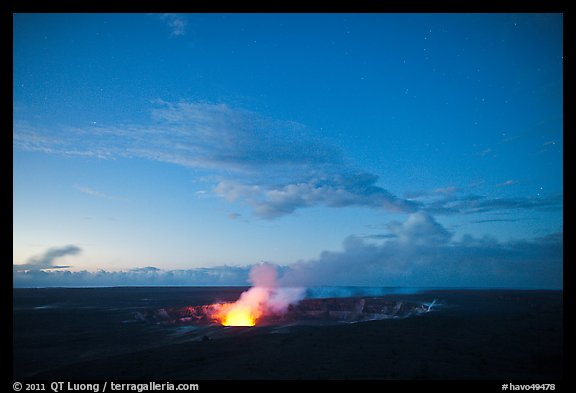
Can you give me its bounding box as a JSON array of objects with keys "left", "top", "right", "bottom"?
[{"left": 13, "top": 13, "right": 563, "bottom": 288}]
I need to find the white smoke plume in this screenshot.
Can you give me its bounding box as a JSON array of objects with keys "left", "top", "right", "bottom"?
[{"left": 216, "top": 263, "right": 306, "bottom": 325}]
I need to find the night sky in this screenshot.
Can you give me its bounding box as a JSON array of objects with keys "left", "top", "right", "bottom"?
[{"left": 13, "top": 13, "right": 563, "bottom": 288}]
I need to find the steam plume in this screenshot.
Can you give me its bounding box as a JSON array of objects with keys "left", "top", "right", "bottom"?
[{"left": 216, "top": 263, "right": 305, "bottom": 325}]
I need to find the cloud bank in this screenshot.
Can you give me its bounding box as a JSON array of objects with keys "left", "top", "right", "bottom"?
[
  {"left": 13, "top": 214, "right": 562, "bottom": 289},
  {"left": 280, "top": 213, "right": 562, "bottom": 289},
  {"left": 13, "top": 265, "right": 251, "bottom": 288}
]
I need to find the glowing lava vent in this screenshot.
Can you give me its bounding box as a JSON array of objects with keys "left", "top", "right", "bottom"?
[
  {"left": 213, "top": 264, "right": 297, "bottom": 327},
  {"left": 217, "top": 303, "right": 258, "bottom": 327}
]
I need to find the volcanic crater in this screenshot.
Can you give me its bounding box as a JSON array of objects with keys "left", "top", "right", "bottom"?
[{"left": 137, "top": 296, "right": 436, "bottom": 328}]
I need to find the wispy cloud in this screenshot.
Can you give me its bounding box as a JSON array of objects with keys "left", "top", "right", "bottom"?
[
  {"left": 425, "top": 193, "right": 562, "bottom": 215},
  {"left": 468, "top": 179, "right": 486, "bottom": 188},
  {"left": 433, "top": 186, "right": 458, "bottom": 195},
  {"left": 129, "top": 266, "right": 161, "bottom": 273},
  {"left": 13, "top": 100, "right": 562, "bottom": 219},
  {"left": 540, "top": 139, "right": 560, "bottom": 154},
  {"left": 14, "top": 101, "right": 343, "bottom": 175},
  {"left": 14, "top": 100, "right": 418, "bottom": 219},
  {"left": 471, "top": 217, "right": 536, "bottom": 224},
  {"left": 496, "top": 179, "right": 518, "bottom": 187},
  {"left": 160, "top": 14, "right": 187, "bottom": 36},
  {"left": 13, "top": 245, "right": 81, "bottom": 272},
  {"left": 227, "top": 212, "right": 242, "bottom": 220},
  {"left": 405, "top": 179, "right": 559, "bottom": 217},
  {"left": 75, "top": 185, "right": 113, "bottom": 199}
]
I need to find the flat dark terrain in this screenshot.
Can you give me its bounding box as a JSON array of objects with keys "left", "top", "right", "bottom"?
[{"left": 13, "top": 287, "right": 563, "bottom": 380}]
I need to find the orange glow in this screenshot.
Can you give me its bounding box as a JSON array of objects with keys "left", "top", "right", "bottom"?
[
  {"left": 217, "top": 304, "right": 258, "bottom": 327},
  {"left": 221, "top": 307, "right": 256, "bottom": 326}
]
